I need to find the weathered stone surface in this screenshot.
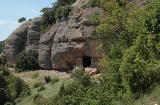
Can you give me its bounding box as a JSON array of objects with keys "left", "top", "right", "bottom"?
[
  {"left": 39, "top": 7, "right": 103, "bottom": 70},
  {"left": 85, "top": 67, "right": 93, "bottom": 73},
  {"left": 72, "top": 0, "right": 90, "bottom": 8},
  {"left": 89, "top": 68, "right": 99, "bottom": 76},
  {"left": 5, "top": 1, "right": 103, "bottom": 70},
  {"left": 5, "top": 17, "right": 41, "bottom": 67}
]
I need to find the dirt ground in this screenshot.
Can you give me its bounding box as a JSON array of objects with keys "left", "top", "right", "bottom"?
[{"left": 8, "top": 68, "right": 70, "bottom": 83}]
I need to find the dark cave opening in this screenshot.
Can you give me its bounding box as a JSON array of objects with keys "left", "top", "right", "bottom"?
[{"left": 83, "top": 56, "right": 91, "bottom": 68}]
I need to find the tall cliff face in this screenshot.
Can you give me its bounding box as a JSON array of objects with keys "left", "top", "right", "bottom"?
[
  {"left": 39, "top": 7, "right": 103, "bottom": 70},
  {"left": 5, "top": 1, "right": 103, "bottom": 69},
  {"left": 5, "top": 17, "right": 41, "bottom": 67}
]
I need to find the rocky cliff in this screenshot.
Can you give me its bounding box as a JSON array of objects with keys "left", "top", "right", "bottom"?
[
  {"left": 5, "top": 0, "right": 103, "bottom": 70},
  {"left": 5, "top": 17, "right": 41, "bottom": 67}
]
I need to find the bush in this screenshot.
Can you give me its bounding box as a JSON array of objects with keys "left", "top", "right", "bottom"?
[
  {"left": 83, "top": 0, "right": 100, "bottom": 8},
  {"left": 51, "top": 78, "right": 59, "bottom": 85},
  {"left": 0, "top": 56, "right": 6, "bottom": 66},
  {"left": 33, "top": 94, "right": 42, "bottom": 103},
  {"left": 40, "top": 0, "right": 75, "bottom": 33},
  {"left": 0, "top": 66, "right": 10, "bottom": 76},
  {"left": 71, "top": 66, "right": 85, "bottom": 79},
  {"left": 44, "top": 76, "right": 51, "bottom": 83},
  {"left": 15, "top": 68, "right": 24, "bottom": 73},
  {"left": 33, "top": 82, "right": 42, "bottom": 88},
  {"left": 0, "top": 41, "right": 5, "bottom": 54},
  {"left": 37, "top": 86, "right": 46, "bottom": 92},
  {"left": 55, "top": 5, "right": 72, "bottom": 19},
  {"left": 16, "top": 50, "right": 39, "bottom": 71},
  {"left": 31, "top": 72, "right": 39, "bottom": 79},
  {"left": 120, "top": 34, "right": 160, "bottom": 97},
  {"left": 80, "top": 73, "right": 91, "bottom": 87}
]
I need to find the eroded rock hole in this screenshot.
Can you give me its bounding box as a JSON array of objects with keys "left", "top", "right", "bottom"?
[{"left": 83, "top": 56, "right": 91, "bottom": 68}]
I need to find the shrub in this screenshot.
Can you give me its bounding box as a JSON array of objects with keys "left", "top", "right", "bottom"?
[
  {"left": 44, "top": 76, "right": 51, "bottom": 83},
  {"left": 0, "top": 41, "right": 5, "bottom": 54},
  {"left": 15, "top": 68, "right": 24, "bottom": 73},
  {"left": 71, "top": 66, "right": 85, "bottom": 79},
  {"left": 0, "top": 56, "right": 6, "bottom": 66},
  {"left": 31, "top": 72, "right": 39, "bottom": 79},
  {"left": 83, "top": 0, "right": 100, "bottom": 8},
  {"left": 40, "top": 0, "right": 76, "bottom": 33},
  {"left": 37, "top": 86, "right": 46, "bottom": 92},
  {"left": 0, "top": 66, "right": 9, "bottom": 76},
  {"left": 33, "top": 82, "right": 42, "bottom": 88},
  {"left": 16, "top": 50, "right": 39, "bottom": 71},
  {"left": 51, "top": 78, "right": 59, "bottom": 85},
  {"left": 55, "top": 5, "right": 72, "bottom": 19},
  {"left": 33, "top": 94, "right": 42, "bottom": 103},
  {"left": 80, "top": 73, "right": 91, "bottom": 87}
]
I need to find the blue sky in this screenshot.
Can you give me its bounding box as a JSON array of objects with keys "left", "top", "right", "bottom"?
[{"left": 0, "top": 0, "right": 56, "bottom": 41}]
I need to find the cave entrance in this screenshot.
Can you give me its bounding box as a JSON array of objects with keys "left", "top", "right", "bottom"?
[{"left": 83, "top": 56, "right": 91, "bottom": 68}]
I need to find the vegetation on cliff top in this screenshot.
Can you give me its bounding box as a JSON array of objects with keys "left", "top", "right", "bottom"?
[
  {"left": 0, "top": 41, "right": 5, "bottom": 54},
  {"left": 40, "top": 0, "right": 76, "bottom": 33}
]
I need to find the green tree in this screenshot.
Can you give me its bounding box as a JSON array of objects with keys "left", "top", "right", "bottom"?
[
  {"left": 18, "top": 17, "right": 26, "bottom": 23},
  {"left": 16, "top": 50, "right": 39, "bottom": 70},
  {"left": 40, "top": 0, "right": 76, "bottom": 33}
]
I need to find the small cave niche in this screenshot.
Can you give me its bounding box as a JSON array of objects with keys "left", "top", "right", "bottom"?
[{"left": 82, "top": 56, "right": 91, "bottom": 68}]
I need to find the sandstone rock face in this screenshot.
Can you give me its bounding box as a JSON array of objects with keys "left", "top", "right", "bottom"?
[
  {"left": 72, "top": 0, "right": 90, "bottom": 8},
  {"left": 5, "top": 17, "right": 41, "bottom": 67},
  {"left": 39, "top": 7, "right": 103, "bottom": 70},
  {"left": 5, "top": 7, "right": 103, "bottom": 70}
]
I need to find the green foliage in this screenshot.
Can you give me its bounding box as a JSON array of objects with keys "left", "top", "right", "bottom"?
[
  {"left": 44, "top": 76, "right": 51, "bottom": 83},
  {"left": 0, "top": 41, "right": 5, "bottom": 54},
  {"left": 79, "top": 73, "right": 91, "bottom": 87},
  {"left": 55, "top": 5, "right": 72, "bottom": 19},
  {"left": 0, "top": 66, "right": 30, "bottom": 105},
  {"left": 18, "top": 17, "right": 26, "bottom": 23},
  {"left": 145, "top": 0, "right": 160, "bottom": 34},
  {"left": 51, "top": 78, "right": 59, "bottom": 85},
  {"left": 31, "top": 72, "right": 39, "bottom": 79},
  {"left": 83, "top": 0, "right": 101, "bottom": 8},
  {"left": 37, "top": 86, "right": 46, "bottom": 92},
  {"left": 15, "top": 68, "right": 24, "bottom": 73},
  {"left": 0, "top": 56, "right": 6, "bottom": 66},
  {"left": 16, "top": 50, "right": 39, "bottom": 71},
  {"left": 33, "top": 94, "right": 42, "bottom": 103},
  {"left": 71, "top": 66, "right": 85, "bottom": 79},
  {"left": 95, "top": 0, "right": 160, "bottom": 102},
  {"left": 40, "top": 0, "right": 76, "bottom": 33},
  {"left": 120, "top": 34, "right": 160, "bottom": 97},
  {"left": 4, "top": 102, "right": 13, "bottom": 105},
  {"left": 33, "top": 82, "right": 42, "bottom": 88}
]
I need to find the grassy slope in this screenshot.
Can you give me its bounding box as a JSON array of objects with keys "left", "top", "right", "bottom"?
[
  {"left": 7, "top": 69, "right": 71, "bottom": 105},
  {"left": 17, "top": 78, "right": 72, "bottom": 105},
  {"left": 10, "top": 69, "right": 160, "bottom": 105}
]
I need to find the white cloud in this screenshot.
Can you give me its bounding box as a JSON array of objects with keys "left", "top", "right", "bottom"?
[
  {"left": 0, "top": 20, "right": 21, "bottom": 41},
  {"left": 0, "top": 20, "right": 20, "bottom": 27}
]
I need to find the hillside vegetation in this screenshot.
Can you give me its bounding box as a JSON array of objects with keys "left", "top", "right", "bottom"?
[
  {"left": 34, "top": 0, "right": 160, "bottom": 104},
  {"left": 0, "top": 41, "right": 5, "bottom": 54},
  {"left": 1, "top": 0, "right": 160, "bottom": 105}
]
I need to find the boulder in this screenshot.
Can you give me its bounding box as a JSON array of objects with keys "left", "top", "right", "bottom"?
[
  {"left": 89, "top": 68, "right": 99, "bottom": 76},
  {"left": 85, "top": 67, "right": 93, "bottom": 73}
]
